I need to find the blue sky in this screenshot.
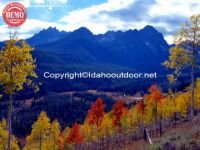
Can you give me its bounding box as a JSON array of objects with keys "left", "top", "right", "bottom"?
[
  {"left": 27, "top": 0, "right": 107, "bottom": 21},
  {"left": 0, "top": 0, "right": 200, "bottom": 43}
]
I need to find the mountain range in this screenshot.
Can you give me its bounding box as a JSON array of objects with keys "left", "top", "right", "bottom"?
[{"left": 1, "top": 25, "right": 171, "bottom": 92}]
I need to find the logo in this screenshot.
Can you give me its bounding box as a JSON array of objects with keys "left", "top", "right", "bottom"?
[{"left": 2, "top": 2, "right": 27, "bottom": 27}]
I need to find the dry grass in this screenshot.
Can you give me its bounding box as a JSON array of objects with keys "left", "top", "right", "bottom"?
[
  {"left": 121, "top": 115, "right": 200, "bottom": 150},
  {"left": 124, "top": 139, "right": 149, "bottom": 150}
]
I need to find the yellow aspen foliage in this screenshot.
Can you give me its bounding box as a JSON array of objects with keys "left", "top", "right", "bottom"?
[
  {"left": 175, "top": 93, "right": 190, "bottom": 117},
  {"left": 81, "top": 122, "right": 93, "bottom": 143},
  {"left": 48, "top": 119, "right": 61, "bottom": 150},
  {"left": 0, "top": 39, "right": 37, "bottom": 149},
  {"left": 161, "top": 97, "right": 175, "bottom": 119},
  {"left": 135, "top": 100, "right": 146, "bottom": 126},
  {"left": 120, "top": 112, "right": 133, "bottom": 135},
  {"left": 24, "top": 112, "right": 50, "bottom": 150},
  {"left": 0, "top": 119, "right": 19, "bottom": 150},
  {"left": 62, "top": 126, "right": 70, "bottom": 140},
  {"left": 99, "top": 114, "right": 114, "bottom": 138},
  {"left": 174, "top": 14, "right": 200, "bottom": 118},
  {"left": 163, "top": 46, "right": 190, "bottom": 83},
  {"left": 61, "top": 126, "right": 70, "bottom": 149},
  {"left": 128, "top": 106, "right": 140, "bottom": 128},
  {"left": 120, "top": 112, "right": 131, "bottom": 130},
  {"left": 81, "top": 120, "right": 98, "bottom": 142},
  {"left": 0, "top": 39, "right": 37, "bottom": 94},
  {"left": 143, "top": 98, "right": 155, "bottom": 125},
  {"left": 157, "top": 99, "right": 165, "bottom": 119},
  {"left": 195, "top": 78, "right": 200, "bottom": 109}
]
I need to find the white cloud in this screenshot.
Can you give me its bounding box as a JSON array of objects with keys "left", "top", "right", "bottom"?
[
  {"left": 59, "top": 0, "right": 135, "bottom": 33},
  {"left": 55, "top": 0, "right": 68, "bottom": 4},
  {"left": 0, "top": 0, "right": 136, "bottom": 41},
  {"left": 148, "top": 0, "right": 200, "bottom": 43},
  {"left": 32, "top": 0, "right": 68, "bottom": 5},
  {"left": 0, "top": 3, "right": 4, "bottom": 16},
  {"left": 150, "top": 0, "right": 200, "bottom": 17},
  {"left": 164, "top": 35, "right": 174, "bottom": 45},
  {"left": 0, "top": 25, "right": 10, "bottom": 41},
  {"left": 0, "top": 0, "right": 68, "bottom": 9},
  {"left": 18, "top": 0, "right": 31, "bottom": 8},
  {"left": 0, "top": 0, "right": 68, "bottom": 41},
  {"left": 59, "top": 0, "right": 200, "bottom": 44},
  {"left": 34, "top": 0, "right": 45, "bottom": 4}
]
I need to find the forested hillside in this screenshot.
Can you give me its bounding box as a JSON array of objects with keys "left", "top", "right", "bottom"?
[{"left": 22, "top": 26, "right": 171, "bottom": 92}]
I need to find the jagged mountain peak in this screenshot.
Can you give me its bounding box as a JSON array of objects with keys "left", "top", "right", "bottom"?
[
  {"left": 74, "top": 27, "right": 92, "bottom": 33},
  {"left": 27, "top": 27, "right": 67, "bottom": 45},
  {"left": 71, "top": 27, "right": 94, "bottom": 38},
  {"left": 141, "top": 25, "right": 158, "bottom": 32}
]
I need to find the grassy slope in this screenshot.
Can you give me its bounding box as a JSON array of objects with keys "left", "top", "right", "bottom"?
[{"left": 124, "top": 114, "right": 200, "bottom": 150}]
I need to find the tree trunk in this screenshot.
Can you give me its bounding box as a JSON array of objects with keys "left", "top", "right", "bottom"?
[
  {"left": 159, "top": 116, "right": 162, "bottom": 137},
  {"left": 191, "top": 64, "right": 195, "bottom": 119},
  {"left": 7, "top": 94, "right": 13, "bottom": 150},
  {"left": 54, "top": 135, "right": 56, "bottom": 150},
  {"left": 39, "top": 132, "right": 42, "bottom": 150},
  {"left": 155, "top": 101, "right": 158, "bottom": 136},
  {"left": 97, "top": 125, "right": 100, "bottom": 150},
  {"left": 174, "top": 112, "right": 177, "bottom": 127}
]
